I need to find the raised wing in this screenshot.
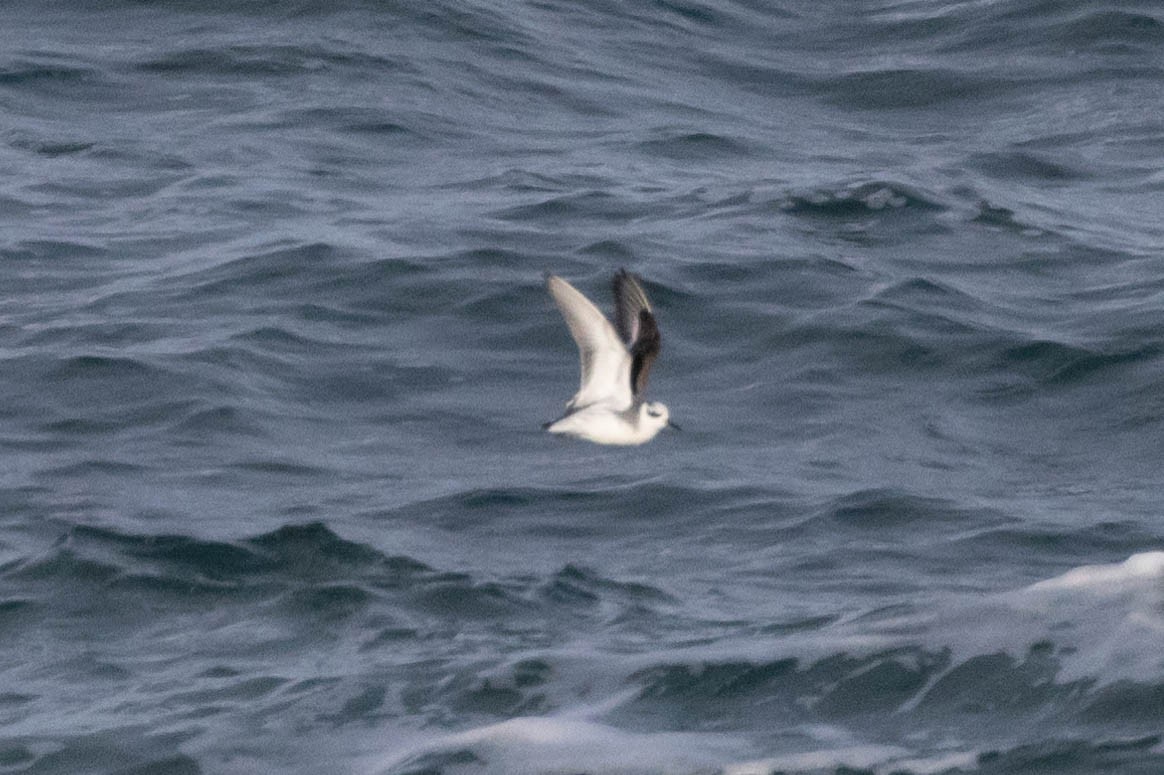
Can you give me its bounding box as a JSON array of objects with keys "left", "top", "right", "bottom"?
[
  {"left": 546, "top": 274, "right": 633, "bottom": 410},
  {"left": 612, "top": 268, "right": 653, "bottom": 345},
  {"left": 629, "top": 308, "right": 661, "bottom": 397},
  {"left": 612, "top": 269, "right": 661, "bottom": 397}
]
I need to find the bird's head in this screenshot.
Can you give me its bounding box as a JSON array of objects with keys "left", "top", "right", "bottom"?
[{"left": 642, "top": 402, "right": 680, "bottom": 432}]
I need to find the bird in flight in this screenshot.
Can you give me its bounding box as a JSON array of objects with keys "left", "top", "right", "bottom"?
[{"left": 544, "top": 269, "right": 677, "bottom": 445}]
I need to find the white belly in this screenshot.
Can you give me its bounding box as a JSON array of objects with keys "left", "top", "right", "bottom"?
[{"left": 546, "top": 406, "right": 655, "bottom": 446}]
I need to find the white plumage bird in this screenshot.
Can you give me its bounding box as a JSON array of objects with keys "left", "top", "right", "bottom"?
[{"left": 543, "top": 269, "right": 677, "bottom": 445}]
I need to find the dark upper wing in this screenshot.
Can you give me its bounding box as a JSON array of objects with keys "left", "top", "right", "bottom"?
[
  {"left": 611, "top": 269, "right": 662, "bottom": 397},
  {"left": 612, "top": 268, "right": 653, "bottom": 346},
  {"left": 629, "top": 308, "right": 661, "bottom": 397}
]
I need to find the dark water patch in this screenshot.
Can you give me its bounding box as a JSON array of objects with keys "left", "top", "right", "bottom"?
[
  {"left": 950, "top": 521, "right": 1157, "bottom": 567},
  {"left": 757, "top": 615, "right": 841, "bottom": 636},
  {"left": 229, "top": 459, "right": 334, "bottom": 478},
  {"left": 398, "top": 484, "right": 770, "bottom": 536},
  {"left": 410, "top": 658, "right": 557, "bottom": 724},
  {"left": 637, "top": 131, "right": 754, "bottom": 160},
  {"left": 1052, "top": 10, "right": 1164, "bottom": 49},
  {"left": 620, "top": 640, "right": 1164, "bottom": 739},
  {"left": 864, "top": 276, "right": 989, "bottom": 335},
  {"left": 282, "top": 583, "right": 375, "bottom": 620},
  {"left": 11, "top": 731, "right": 203, "bottom": 775},
  {"left": 39, "top": 459, "right": 150, "bottom": 479},
  {"left": 451, "top": 246, "right": 537, "bottom": 270},
  {"left": 39, "top": 356, "right": 180, "bottom": 407},
  {"left": 8, "top": 135, "right": 95, "bottom": 158},
  {"left": 814, "top": 652, "right": 944, "bottom": 720},
  {"left": 972, "top": 199, "right": 1035, "bottom": 232},
  {"left": 108, "top": 569, "right": 250, "bottom": 597},
  {"left": 819, "top": 489, "right": 1000, "bottom": 531},
  {"left": 171, "top": 404, "right": 266, "bottom": 438},
  {"left": 28, "top": 170, "right": 187, "bottom": 202},
  {"left": 17, "top": 320, "right": 176, "bottom": 351},
  {"left": 539, "top": 564, "right": 676, "bottom": 608},
  {"left": 690, "top": 52, "right": 809, "bottom": 99},
  {"left": 408, "top": 576, "right": 531, "bottom": 620},
  {"left": 135, "top": 43, "right": 401, "bottom": 77},
  {"left": 230, "top": 325, "right": 353, "bottom": 355},
  {"left": 915, "top": 644, "right": 1064, "bottom": 716},
  {"left": 818, "top": 68, "right": 1012, "bottom": 110},
  {"left": 180, "top": 344, "right": 301, "bottom": 391},
  {"left": 4, "top": 547, "right": 122, "bottom": 584},
  {"left": 113, "top": 754, "right": 202, "bottom": 775},
  {"left": 0, "top": 744, "right": 34, "bottom": 767},
  {"left": 0, "top": 597, "right": 37, "bottom": 628},
  {"left": 653, "top": 0, "right": 728, "bottom": 27},
  {"left": 360, "top": 626, "right": 421, "bottom": 651},
  {"left": 779, "top": 181, "right": 946, "bottom": 219},
  {"left": 293, "top": 301, "right": 381, "bottom": 326},
  {"left": 455, "top": 280, "right": 544, "bottom": 319},
  {"left": 325, "top": 684, "right": 388, "bottom": 725},
  {"left": 64, "top": 525, "right": 270, "bottom": 580},
  {"left": 388, "top": 747, "right": 482, "bottom": 775},
  {"left": 781, "top": 314, "right": 946, "bottom": 375},
  {"left": 248, "top": 522, "right": 429, "bottom": 578},
  {"left": 6, "top": 523, "right": 433, "bottom": 603},
  {"left": 492, "top": 191, "right": 653, "bottom": 225},
  {"left": 976, "top": 734, "right": 1164, "bottom": 775},
  {"left": 407, "top": 0, "right": 538, "bottom": 48},
  {"left": 577, "top": 239, "right": 637, "bottom": 262},
  {"left": 1, "top": 239, "right": 108, "bottom": 264},
  {"left": 35, "top": 398, "right": 206, "bottom": 439},
  {"left": 970, "top": 150, "right": 1094, "bottom": 182},
  {"left": 447, "top": 678, "right": 546, "bottom": 719},
  {"left": 632, "top": 657, "right": 800, "bottom": 704},
  {"left": 0, "top": 60, "right": 95, "bottom": 86},
  {"left": 452, "top": 168, "right": 606, "bottom": 195},
  {"left": 170, "top": 675, "right": 288, "bottom": 707},
  {"left": 301, "top": 257, "right": 444, "bottom": 319},
  {"left": 175, "top": 241, "right": 354, "bottom": 300},
  {"left": 338, "top": 362, "right": 455, "bottom": 404},
  {"left": 992, "top": 339, "right": 1162, "bottom": 388},
  {"left": 623, "top": 647, "right": 954, "bottom": 730},
  {"left": 1080, "top": 681, "right": 1164, "bottom": 724}
]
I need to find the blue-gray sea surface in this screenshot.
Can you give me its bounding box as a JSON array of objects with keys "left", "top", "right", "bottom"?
[{"left": 3, "top": 1, "right": 1164, "bottom": 773}]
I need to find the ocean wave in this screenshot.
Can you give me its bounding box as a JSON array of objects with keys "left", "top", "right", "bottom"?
[
  {"left": 0, "top": 60, "right": 95, "bottom": 85},
  {"left": 989, "top": 339, "right": 1162, "bottom": 389},
  {"left": 778, "top": 181, "right": 947, "bottom": 219},
  {"left": 1050, "top": 9, "right": 1164, "bottom": 50},
  {"left": 816, "top": 67, "right": 1015, "bottom": 110},
  {"left": 377, "top": 713, "right": 1163, "bottom": 775},
  {"left": 378, "top": 717, "right": 742, "bottom": 775},
  {"left": 637, "top": 131, "right": 756, "bottom": 161},
  {"left": 2, "top": 522, "right": 429, "bottom": 596},
  {"left": 491, "top": 191, "right": 654, "bottom": 225},
  {"left": 134, "top": 43, "right": 401, "bottom": 77}
]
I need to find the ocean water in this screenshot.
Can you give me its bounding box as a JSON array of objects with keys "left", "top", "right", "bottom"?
[{"left": 2, "top": 0, "right": 1164, "bottom": 773}]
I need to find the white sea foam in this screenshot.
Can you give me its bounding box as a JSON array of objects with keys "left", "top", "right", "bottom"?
[
  {"left": 1008, "top": 550, "right": 1164, "bottom": 682},
  {"left": 724, "top": 746, "right": 978, "bottom": 775},
  {"left": 374, "top": 716, "right": 747, "bottom": 775},
  {"left": 372, "top": 553, "right": 1164, "bottom": 774},
  {"left": 374, "top": 716, "right": 982, "bottom": 775},
  {"left": 1024, "top": 551, "right": 1164, "bottom": 593}
]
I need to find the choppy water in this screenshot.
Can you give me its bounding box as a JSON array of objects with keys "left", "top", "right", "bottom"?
[{"left": 3, "top": 1, "right": 1164, "bottom": 773}]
